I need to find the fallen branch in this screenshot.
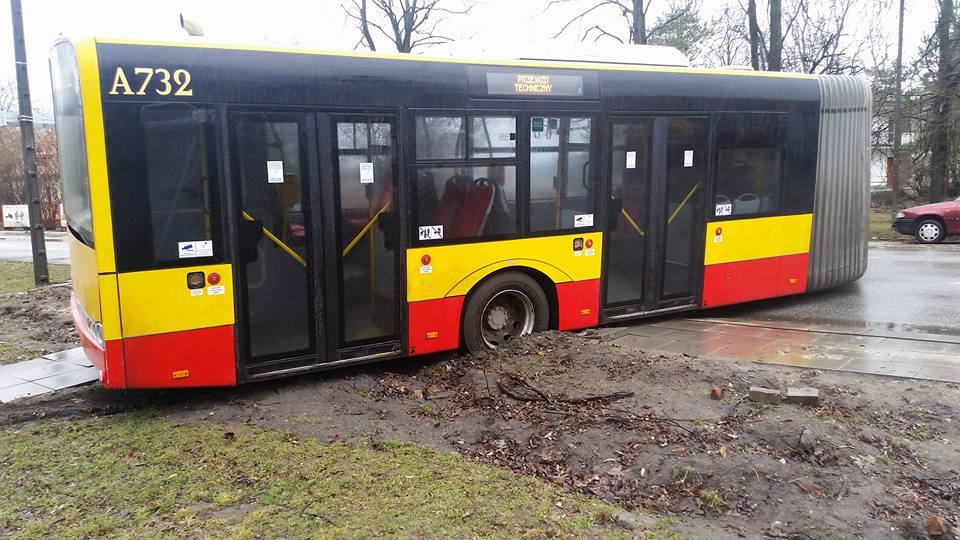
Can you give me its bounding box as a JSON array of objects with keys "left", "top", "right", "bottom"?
[{"left": 497, "top": 375, "right": 634, "bottom": 405}]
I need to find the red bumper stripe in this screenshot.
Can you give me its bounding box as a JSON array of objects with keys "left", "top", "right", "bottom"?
[
  {"left": 123, "top": 325, "right": 237, "bottom": 388},
  {"left": 702, "top": 253, "right": 809, "bottom": 308},
  {"left": 556, "top": 279, "right": 600, "bottom": 331},
  {"left": 408, "top": 296, "right": 464, "bottom": 356}
]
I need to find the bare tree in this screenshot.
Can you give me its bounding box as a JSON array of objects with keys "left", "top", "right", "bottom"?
[
  {"left": 747, "top": 0, "right": 762, "bottom": 69},
  {"left": 550, "top": 0, "right": 697, "bottom": 46},
  {"left": 768, "top": 0, "right": 782, "bottom": 71},
  {"left": 929, "top": 0, "right": 956, "bottom": 202},
  {"left": 0, "top": 81, "right": 16, "bottom": 112},
  {"left": 343, "top": 0, "right": 474, "bottom": 53}
]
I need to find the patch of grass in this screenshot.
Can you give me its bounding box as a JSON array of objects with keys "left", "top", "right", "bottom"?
[
  {"left": 696, "top": 489, "right": 727, "bottom": 512},
  {"left": 0, "top": 261, "right": 70, "bottom": 293},
  {"left": 0, "top": 342, "right": 41, "bottom": 365},
  {"left": 869, "top": 209, "right": 904, "bottom": 242},
  {"left": 885, "top": 423, "right": 937, "bottom": 441},
  {"left": 0, "top": 413, "right": 641, "bottom": 538}
]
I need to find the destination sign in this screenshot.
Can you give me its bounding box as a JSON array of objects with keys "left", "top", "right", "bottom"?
[{"left": 485, "top": 72, "right": 585, "bottom": 97}]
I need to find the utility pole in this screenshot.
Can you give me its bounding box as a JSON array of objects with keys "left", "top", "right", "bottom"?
[
  {"left": 9, "top": 0, "right": 48, "bottom": 285},
  {"left": 891, "top": 0, "right": 905, "bottom": 217}
]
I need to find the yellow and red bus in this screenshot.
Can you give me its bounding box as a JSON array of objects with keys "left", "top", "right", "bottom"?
[{"left": 50, "top": 38, "right": 870, "bottom": 389}]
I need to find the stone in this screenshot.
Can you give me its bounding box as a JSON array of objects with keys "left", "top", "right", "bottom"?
[
  {"left": 596, "top": 327, "right": 629, "bottom": 342},
  {"left": 710, "top": 386, "right": 724, "bottom": 400},
  {"left": 785, "top": 387, "right": 820, "bottom": 406},
  {"left": 925, "top": 515, "right": 947, "bottom": 537},
  {"left": 748, "top": 386, "right": 781, "bottom": 404}
]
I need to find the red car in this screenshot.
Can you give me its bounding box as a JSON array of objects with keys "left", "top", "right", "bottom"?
[{"left": 893, "top": 196, "right": 960, "bottom": 243}]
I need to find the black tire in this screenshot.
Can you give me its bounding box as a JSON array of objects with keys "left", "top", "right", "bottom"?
[
  {"left": 914, "top": 218, "right": 946, "bottom": 244},
  {"left": 462, "top": 271, "right": 549, "bottom": 353}
]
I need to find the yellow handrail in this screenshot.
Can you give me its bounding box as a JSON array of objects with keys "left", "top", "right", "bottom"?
[
  {"left": 667, "top": 183, "right": 701, "bottom": 225},
  {"left": 241, "top": 210, "right": 307, "bottom": 267},
  {"left": 620, "top": 208, "right": 645, "bottom": 237},
  {"left": 342, "top": 200, "right": 392, "bottom": 257}
]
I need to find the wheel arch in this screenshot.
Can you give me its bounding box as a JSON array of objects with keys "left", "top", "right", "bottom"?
[
  {"left": 916, "top": 214, "right": 947, "bottom": 229},
  {"left": 460, "top": 266, "right": 559, "bottom": 332}
]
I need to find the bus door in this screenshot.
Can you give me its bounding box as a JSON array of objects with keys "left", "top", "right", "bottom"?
[
  {"left": 231, "top": 111, "right": 322, "bottom": 375},
  {"left": 603, "top": 116, "right": 710, "bottom": 320},
  {"left": 322, "top": 114, "right": 402, "bottom": 361}
]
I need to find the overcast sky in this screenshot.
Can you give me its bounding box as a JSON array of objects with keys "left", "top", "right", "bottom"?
[{"left": 0, "top": 0, "right": 941, "bottom": 109}]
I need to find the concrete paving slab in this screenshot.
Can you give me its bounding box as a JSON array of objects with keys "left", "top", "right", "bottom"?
[
  {"left": 42, "top": 347, "right": 92, "bottom": 367},
  {"left": 611, "top": 334, "right": 678, "bottom": 351},
  {"left": 0, "top": 357, "right": 51, "bottom": 377},
  {"left": 623, "top": 325, "right": 675, "bottom": 338},
  {"left": 0, "top": 375, "right": 27, "bottom": 390},
  {"left": 33, "top": 367, "right": 99, "bottom": 390},
  {"left": 0, "top": 382, "right": 51, "bottom": 403},
  {"left": 7, "top": 359, "right": 80, "bottom": 381}
]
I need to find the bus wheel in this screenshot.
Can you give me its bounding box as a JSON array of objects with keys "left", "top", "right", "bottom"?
[{"left": 462, "top": 272, "right": 549, "bottom": 352}]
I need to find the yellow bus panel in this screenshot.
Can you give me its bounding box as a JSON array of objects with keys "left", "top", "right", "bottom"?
[
  {"left": 116, "top": 264, "right": 234, "bottom": 338},
  {"left": 406, "top": 234, "right": 603, "bottom": 302},
  {"left": 98, "top": 273, "right": 122, "bottom": 341},
  {"left": 66, "top": 234, "right": 100, "bottom": 322},
  {"left": 76, "top": 38, "right": 116, "bottom": 274},
  {"left": 704, "top": 214, "right": 813, "bottom": 266}
]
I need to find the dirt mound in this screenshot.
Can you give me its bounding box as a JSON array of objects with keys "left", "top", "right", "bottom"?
[
  {"left": 0, "top": 284, "right": 76, "bottom": 356},
  {"left": 4, "top": 330, "right": 958, "bottom": 537}
]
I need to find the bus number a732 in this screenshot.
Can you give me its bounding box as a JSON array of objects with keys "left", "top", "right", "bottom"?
[{"left": 108, "top": 66, "right": 193, "bottom": 97}]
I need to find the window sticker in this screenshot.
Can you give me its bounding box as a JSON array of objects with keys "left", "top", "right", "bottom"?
[
  {"left": 626, "top": 151, "right": 636, "bottom": 170},
  {"left": 419, "top": 265, "right": 433, "bottom": 274},
  {"left": 267, "top": 160, "right": 284, "bottom": 184},
  {"left": 360, "top": 162, "right": 374, "bottom": 184},
  {"left": 683, "top": 150, "right": 694, "bottom": 167},
  {"left": 418, "top": 225, "right": 444, "bottom": 240},
  {"left": 573, "top": 214, "right": 594, "bottom": 227},
  {"left": 715, "top": 203, "right": 732, "bottom": 217},
  {"left": 178, "top": 240, "right": 213, "bottom": 258},
  {"left": 207, "top": 285, "right": 225, "bottom": 295}
]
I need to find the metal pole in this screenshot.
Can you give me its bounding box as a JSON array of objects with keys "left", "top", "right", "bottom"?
[
  {"left": 891, "top": 0, "right": 905, "bottom": 219},
  {"left": 10, "top": 0, "right": 48, "bottom": 285}
]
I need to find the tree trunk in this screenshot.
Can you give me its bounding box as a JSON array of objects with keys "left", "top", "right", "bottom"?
[
  {"left": 930, "top": 0, "right": 954, "bottom": 202},
  {"left": 358, "top": 0, "right": 377, "bottom": 51},
  {"left": 747, "top": 0, "right": 761, "bottom": 70},
  {"left": 631, "top": 0, "right": 647, "bottom": 44},
  {"left": 768, "top": 0, "right": 782, "bottom": 71}
]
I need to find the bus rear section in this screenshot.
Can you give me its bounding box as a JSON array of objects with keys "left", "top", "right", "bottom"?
[{"left": 52, "top": 39, "right": 238, "bottom": 389}]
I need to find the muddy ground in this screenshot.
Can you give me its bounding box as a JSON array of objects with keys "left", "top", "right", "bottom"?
[
  {"left": 0, "top": 284, "right": 76, "bottom": 362},
  {"left": 2, "top": 285, "right": 958, "bottom": 538}
]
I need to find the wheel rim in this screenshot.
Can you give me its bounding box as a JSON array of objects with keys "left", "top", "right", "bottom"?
[
  {"left": 918, "top": 222, "right": 941, "bottom": 242},
  {"left": 479, "top": 289, "right": 536, "bottom": 349}
]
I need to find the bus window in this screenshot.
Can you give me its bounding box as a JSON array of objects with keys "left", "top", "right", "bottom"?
[
  {"left": 416, "top": 116, "right": 466, "bottom": 160},
  {"left": 414, "top": 165, "right": 517, "bottom": 239},
  {"left": 50, "top": 42, "right": 93, "bottom": 246},
  {"left": 529, "top": 116, "right": 596, "bottom": 232},
  {"left": 104, "top": 103, "right": 222, "bottom": 271},
  {"left": 469, "top": 116, "right": 516, "bottom": 158},
  {"left": 714, "top": 113, "right": 786, "bottom": 217}
]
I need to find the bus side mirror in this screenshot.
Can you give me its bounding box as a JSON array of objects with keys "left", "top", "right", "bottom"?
[
  {"left": 240, "top": 219, "right": 264, "bottom": 262},
  {"left": 608, "top": 198, "right": 623, "bottom": 231}
]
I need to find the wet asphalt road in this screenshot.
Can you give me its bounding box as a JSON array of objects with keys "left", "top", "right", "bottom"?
[
  {"left": 0, "top": 235, "right": 70, "bottom": 265},
  {"left": 708, "top": 242, "right": 960, "bottom": 337}
]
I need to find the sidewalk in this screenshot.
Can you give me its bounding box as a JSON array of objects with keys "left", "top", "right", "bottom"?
[
  {"left": 609, "top": 317, "right": 960, "bottom": 383},
  {"left": 0, "top": 348, "right": 98, "bottom": 403},
  {"left": 0, "top": 230, "right": 67, "bottom": 241}
]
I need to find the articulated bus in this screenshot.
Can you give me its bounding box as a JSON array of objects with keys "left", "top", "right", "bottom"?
[{"left": 50, "top": 38, "right": 870, "bottom": 389}]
